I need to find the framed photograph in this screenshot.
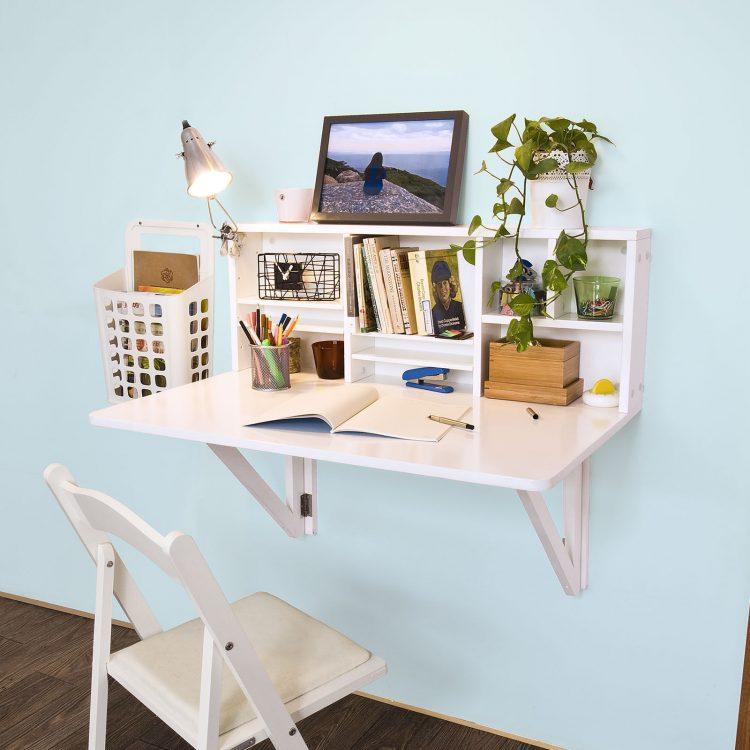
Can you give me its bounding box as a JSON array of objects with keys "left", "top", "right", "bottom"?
[{"left": 310, "top": 110, "right": 468, "bottom": 225}]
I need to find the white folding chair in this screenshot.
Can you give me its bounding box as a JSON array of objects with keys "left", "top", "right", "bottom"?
[{"left": 44, "top": 464, "right": 386, "bottom": 750}]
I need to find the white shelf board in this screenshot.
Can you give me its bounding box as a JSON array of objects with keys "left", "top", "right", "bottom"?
[
  {"left": 481, "top": 312, "right": 624, "bottom": 333},
  {"left": 295, "top": 324, "right": 345, "bottom": 335},
  {"left": 351, "top": 331, "right": 474, "bottom": 347},
  {"left": 351, "top": 346, "right": 474, "bottom": 371},
  {"left": 237, "top": 297, "right": 344, "bottom": 310},
  {"left": 236, "top": 222, "right": 651, "bottom": 242}
]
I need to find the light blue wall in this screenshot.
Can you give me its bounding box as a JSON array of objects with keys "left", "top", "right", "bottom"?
[{"left": 1, "top": 1, "right": 748, "bottom": 748}]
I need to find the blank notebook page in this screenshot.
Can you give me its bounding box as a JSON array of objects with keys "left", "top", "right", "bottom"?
[{"left": 334, "top": 396, "right": 469, "bottom": 442}]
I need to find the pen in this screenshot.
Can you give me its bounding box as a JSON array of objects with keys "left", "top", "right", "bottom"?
[
  {"left": 526, "top": 407, "right": 539, "bottom": 420},
  {"left": 428, "top": 414, "right": 475, "bottom": 431}
]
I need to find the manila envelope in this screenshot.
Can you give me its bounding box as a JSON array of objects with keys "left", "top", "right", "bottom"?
[{"left": 133, "top": 251, "right": 199, "bottom": 292}]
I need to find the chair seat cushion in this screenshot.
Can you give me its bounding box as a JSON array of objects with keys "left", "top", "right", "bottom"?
[{"left": 108, "top": 592, "right": 371, "bottom": 738}]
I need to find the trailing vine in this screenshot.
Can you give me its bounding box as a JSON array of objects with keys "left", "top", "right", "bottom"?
[{"left": 451, "top": 116, "right": 612, "bottom": 351}]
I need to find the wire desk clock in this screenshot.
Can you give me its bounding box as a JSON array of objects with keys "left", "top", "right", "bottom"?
[{"left": 257, "top": 253, "right": 340, "bottom": 301}]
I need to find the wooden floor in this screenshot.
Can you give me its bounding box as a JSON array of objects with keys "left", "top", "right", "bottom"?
[{"left": 0, "top": 596, "right": 542, "bottom": 750}]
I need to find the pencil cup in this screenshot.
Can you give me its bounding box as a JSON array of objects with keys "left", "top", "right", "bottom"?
[{"left": 250, "top": 344, "right": 291, "bottom": 391}]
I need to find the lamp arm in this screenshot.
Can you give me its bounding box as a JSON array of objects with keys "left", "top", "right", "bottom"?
[{"left": 206, "top": 196, "right": 239, "bottom": 257}]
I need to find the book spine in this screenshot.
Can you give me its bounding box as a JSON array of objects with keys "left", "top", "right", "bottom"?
[
  {"left": 362, "top": 241, "right": 383, "bottom": 332},
  {"left": 391, "top": 251, "right": 413, "bottom": 335},
  {"left": 396, "top": 251, "right": 418, "bottom": 335},
  {"left": 353, "top": 243, "right": 373, "bottom": 332},
  {"left": 408, "top": 250, "right": 433, "bottom": 335},
  {"left": 380, "top": 249, "right": 405, "bottom": 334},
  {"left": 344, "top": 235, "right": 357, "bottom": 318},
  {"left": 366, "top": 238, "right": 393, "bottom": 334}
]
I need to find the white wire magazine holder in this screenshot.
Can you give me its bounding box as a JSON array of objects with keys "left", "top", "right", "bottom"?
[{"left": 94, "top": 220, "right": 215, "bottom": 404}]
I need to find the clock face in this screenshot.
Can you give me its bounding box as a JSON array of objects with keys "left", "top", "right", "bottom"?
[{"left": 274, "top": 261, "right": 303, "bottom": 291}]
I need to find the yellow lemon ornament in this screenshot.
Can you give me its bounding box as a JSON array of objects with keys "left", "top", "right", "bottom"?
[{"left": 583, "top": 378, "right": 619, "bottom": 407}]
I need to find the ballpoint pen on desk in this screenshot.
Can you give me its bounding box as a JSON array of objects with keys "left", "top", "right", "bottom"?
[{"left": 428, "top": 414, "right": 475, "bottom": 431}]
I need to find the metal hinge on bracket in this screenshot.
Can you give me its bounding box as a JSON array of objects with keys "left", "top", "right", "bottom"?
[{"left": 300, "top": 493, "right": 312, "bottom": 517}]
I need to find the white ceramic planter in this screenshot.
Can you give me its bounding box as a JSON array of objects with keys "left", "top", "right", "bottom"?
[
  {"left": 529, "top": 150, "right": 591, "bottom": 229},
  {"left": 275, "top": 188, "right": 314, "bottom": 222}
]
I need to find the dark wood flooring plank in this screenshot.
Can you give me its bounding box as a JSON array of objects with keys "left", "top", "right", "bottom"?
[
  {"left": 0, "top": 598, "right": 36, "bottom": 629},
  {"left": 336, "top": 698, "right": 430, "bottom": 750},
  {"left": 0, "top": 671, "right": 73, "bottom": 733},
  {"left": 0, "top": 602, "right": 79, "bottom": 645},
  {"left": 0, "top": 676, "right": 90, "bottom": 750}
]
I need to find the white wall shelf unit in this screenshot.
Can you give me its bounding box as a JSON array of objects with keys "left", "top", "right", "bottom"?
[
  {"left": 229, "top": 222, "right": 651, "bottom": 416},
  {"left": 90, "top": 220, "right": 651, "bottom": 597}
]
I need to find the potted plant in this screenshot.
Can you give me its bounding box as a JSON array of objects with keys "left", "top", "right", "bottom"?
[{"left": 452, "top": 116, "right": 612, "bottom": 351}]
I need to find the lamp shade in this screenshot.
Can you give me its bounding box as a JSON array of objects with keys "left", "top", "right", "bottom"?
[{"left": 180, "top": 120, "right": 232, "bottom": 198}]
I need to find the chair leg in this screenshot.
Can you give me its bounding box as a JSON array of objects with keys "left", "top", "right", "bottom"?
[{"left": 89, "top": 544, "right": 115, "bottom": 749}]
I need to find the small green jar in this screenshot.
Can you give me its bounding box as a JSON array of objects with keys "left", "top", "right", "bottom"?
[{"left": 573, "top": 276, "right": 620, "bottom": 319}]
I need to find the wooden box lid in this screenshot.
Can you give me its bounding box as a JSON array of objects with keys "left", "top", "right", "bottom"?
[{"left": 489, "top": 338, "right": 580, "bottom": 362}]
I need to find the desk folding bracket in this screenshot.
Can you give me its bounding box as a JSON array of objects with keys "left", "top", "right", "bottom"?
[
  {"left": 517, "top": 458, "right": 590, "bottom": 596},
  {"left": 208, "top": 444, "right": 317, "bottom": 538},
  {"left": 209, "top": 442, "right": 588, "bottom": 595}
]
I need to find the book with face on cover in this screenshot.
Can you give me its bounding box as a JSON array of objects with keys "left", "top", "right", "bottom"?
[
  {"left": 408, "top": 248, "right": 466, "bottom": 337},
  {"left": 244, "top": 384, "right": 469, "bottom": 442}
]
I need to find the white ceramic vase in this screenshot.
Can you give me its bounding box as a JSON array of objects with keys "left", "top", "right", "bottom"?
[
  {"left": 529, "top": 150, "right": 591, "bottom": 229},
  {"left": 275, "top": 188, "right": 314, "bottom": 222}
]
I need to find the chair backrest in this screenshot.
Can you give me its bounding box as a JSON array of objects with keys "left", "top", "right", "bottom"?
[{"left": 44, "top": 463, "right": 308, "bottom": 749}]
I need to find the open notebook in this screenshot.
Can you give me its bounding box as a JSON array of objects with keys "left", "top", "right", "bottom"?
[{"left": 245, "top": 384, "right": 470, "bottom": 442}]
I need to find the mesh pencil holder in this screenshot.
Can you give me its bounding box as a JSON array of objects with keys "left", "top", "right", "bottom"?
[
  {"left": 94, "top": 220, "right": 215, "bottom": 404},
  {"left": 250, "top": 345, "right": 291, "bottom": 391}
]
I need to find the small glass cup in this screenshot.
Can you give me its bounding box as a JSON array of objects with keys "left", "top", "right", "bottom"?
[
  {"left": 312, "top": 340, "right": 344, "bottom": 379},
  {"left": 573, "top": 276, "right": 620, "bottom": 320},
  {"left": 250, "top": 344, "right": 291, "bottom": 391}
]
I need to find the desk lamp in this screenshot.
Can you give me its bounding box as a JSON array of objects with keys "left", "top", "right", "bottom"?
[{"left": 178, "top": 120, "right": 238, "bottom": 256}]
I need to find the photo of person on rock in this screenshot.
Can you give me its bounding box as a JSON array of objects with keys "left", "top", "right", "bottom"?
[
  {"left": 363, "top": 152, "right": 386, "bottom": 196},
  {"left": 319, "top": 118, "right": 456, "bottom": 215}
]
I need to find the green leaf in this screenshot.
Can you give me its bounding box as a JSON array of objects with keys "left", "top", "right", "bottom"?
[
  {"left": 496, "top": 179, "right": 514, "bottom": 196},
  {"left": 576, "top": 119, "right": 597, "bottom": 133},
  {"left": 486, "top": 280, "right": 503, "bottom": 307},
  {"left": 542, "top": 259, "right": 568, "bottom": 292},
  {"left": 494, "top": 224, "right": 510, "bottom": 239},
  {"left": 528, "top": 157, "right": 560, "bottom": 178},
  {"left": 508, "top": 292, "right": 537, "bottom": 317},
  {"left": 555, "top": 232, "right": 588, "bottom": 271},
  {"left": 474, "top": 160, "right": 488, "bottom": 175},
  {"left": 591, "top": 133, "right": 614, "bottom": 145},
  {"left": 468, "top": 215, "right": 482, "bottom": 235},
  {"left": 491, "top": 114, "right": 516, "bottom": 141},
  {"left": 462, "top": 239, "right": 476, "bottom": 265},
  {"left": 506, "top": 315, "right": 534, "bottom": 352},
  {"left": 565, "top": 160, "right": 593, "bottom": 174},
  {"left": 546, "top": 117, "right": 572, "bottom": 132},
  {"left": 506, "top": 197, "right": 525, "bottom": 216},
  {"left": 489, "top": 138, "right": 513, "bottom": 153},
  {"left": 515, "top": 141, "right": 535, "bottom": 173},
  {"left": 545, "top": 193, "right": 559, "bottom": 208},
  {"left": 506, "top": 259, "right": 525, "bottom": 281}
]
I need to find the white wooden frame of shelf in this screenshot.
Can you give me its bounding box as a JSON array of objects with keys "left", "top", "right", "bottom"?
[
  {"left": 220, "top": 222, "right": 651, "bottom": 596},
  {"left": 481, "top": 313, "right": 624, "bottom": 333}
]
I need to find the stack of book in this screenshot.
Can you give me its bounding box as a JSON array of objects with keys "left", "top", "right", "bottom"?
[{"left": 345, "top": 236, "right": 468, "bottom": 338}]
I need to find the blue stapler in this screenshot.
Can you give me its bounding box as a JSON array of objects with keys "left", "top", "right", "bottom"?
[{"left": 402, "top": 367, "right": 454, "bottom": 394}]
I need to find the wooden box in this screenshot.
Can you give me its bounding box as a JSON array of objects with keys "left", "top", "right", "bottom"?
[
  {"left": 485, "top": 338, "right": 582, "bottom": 405},
  {"left": 484, "top": 378, "right": 584, "bottom": 406},
  {"left": 488, "top": 338, "right": 580, "bottom": 388}
]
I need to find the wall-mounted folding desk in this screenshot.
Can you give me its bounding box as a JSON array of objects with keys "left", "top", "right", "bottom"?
[{"left": 91, "top": 221, "right": 651, "bottom": 597}]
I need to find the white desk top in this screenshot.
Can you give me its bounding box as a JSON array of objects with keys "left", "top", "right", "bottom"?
[{"left": 90, "top": 372, "right": 634, "bottom": 491}]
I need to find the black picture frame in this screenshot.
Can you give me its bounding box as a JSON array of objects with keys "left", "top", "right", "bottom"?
[{"left": 310, "top": 110, "right": 468, "bottom": 225}]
